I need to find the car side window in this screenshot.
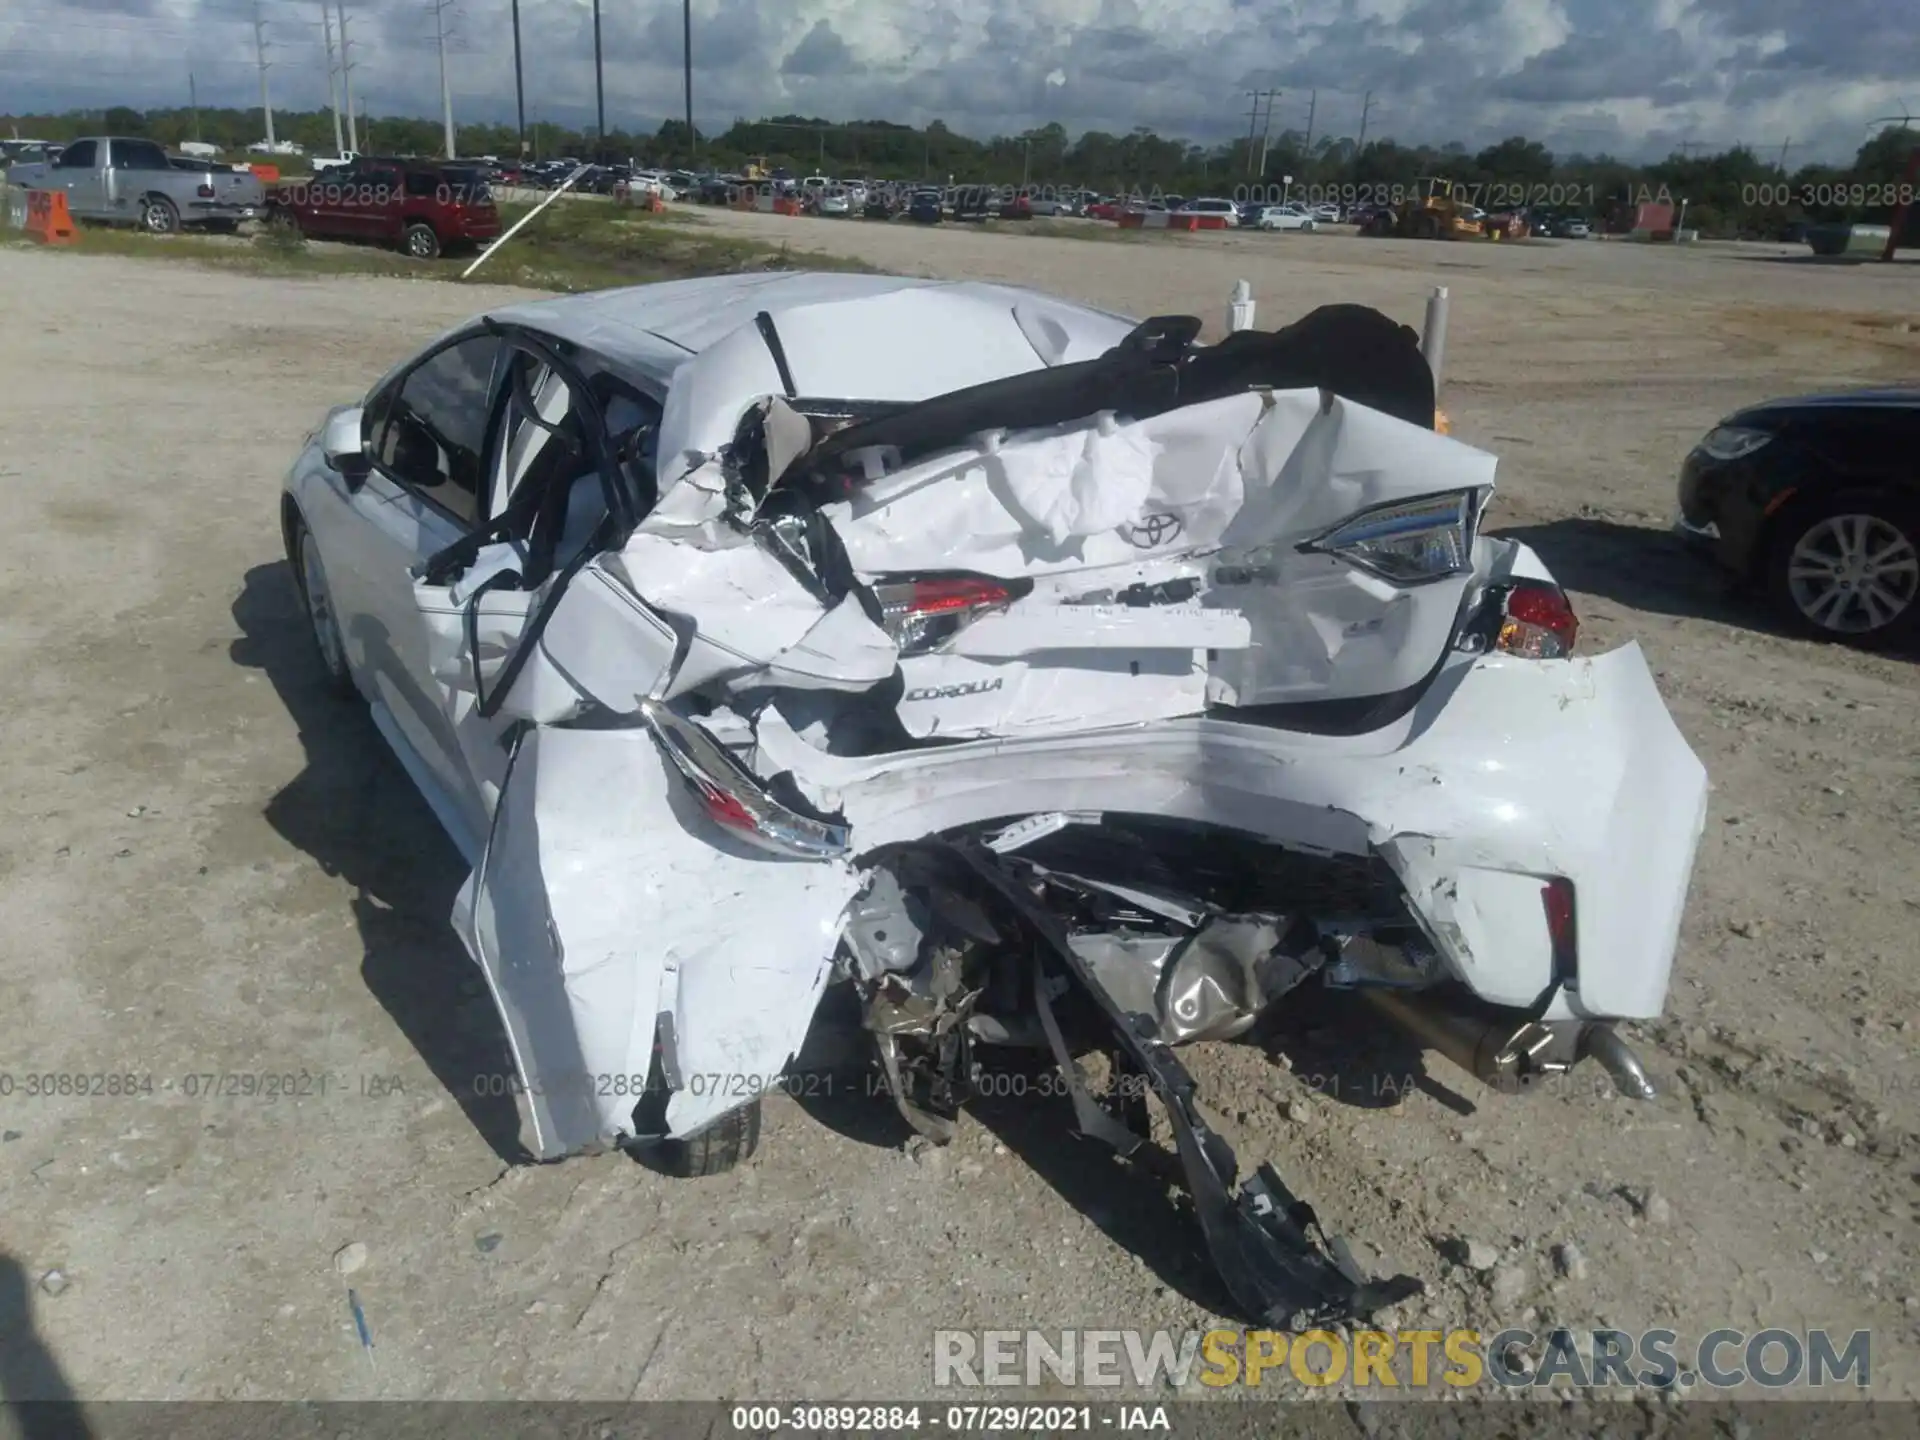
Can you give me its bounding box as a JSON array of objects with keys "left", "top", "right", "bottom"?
[
  {"left": 404, "top": 170, "right": 439, "bottom": 199},
  {"left": 489, "top": 349, "right": 663, "bottom": 536},
  {"left": 110, "top": 140, "right": 171, "bottom": 171},
  {"left": 369, "top": 334, "right": 502, "bottom": 526},
  {"left": 57, "top": 140, "right": 96, "bottom": 170}
]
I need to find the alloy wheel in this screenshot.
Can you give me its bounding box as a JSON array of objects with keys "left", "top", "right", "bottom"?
[
  {"left": 1785, "top": 512, "right": 1919, "bottom": 634},
  {"left": 300, "top": 531, "right": 350, "bottom": 680}
]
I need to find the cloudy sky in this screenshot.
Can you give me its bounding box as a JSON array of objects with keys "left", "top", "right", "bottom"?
[{"left": 3, "top": 1, "right": 1916, "bottom": 162}]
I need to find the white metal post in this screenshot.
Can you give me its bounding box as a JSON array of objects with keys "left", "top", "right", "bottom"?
[
  {"left": 1421, "top": 285, "right": 1450, "bottom": 392},
  {"left": 1227, "top": 279, "right": 1255, "bottom": 333}
]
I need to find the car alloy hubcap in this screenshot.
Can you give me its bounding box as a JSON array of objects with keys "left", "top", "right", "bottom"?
[
  {"left": 301, "top": 535, "right": 347, "bottom": 675},
  {"left": 1787, "top": 513, "right": 1919, "bottom": 633},
  {"left": 410, "top": 232, "right": 432, "bottom": 255},
  {"left": 147, "top": 206, "right": 172, "bottom": 232}
]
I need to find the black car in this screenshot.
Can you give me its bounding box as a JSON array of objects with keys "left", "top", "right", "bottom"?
[
  {"left": 906, "top": 189, "right": 943, "bottom": 224},
  {"left": 950, "top": 184, "right": 1000, "bottom": 221},
  {"left": 1677, "top": 389, "right": 1920, "bottom": 645}
]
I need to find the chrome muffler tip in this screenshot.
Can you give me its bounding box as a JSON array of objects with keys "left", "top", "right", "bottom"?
[{"left": 1579, "top": 1023, "right": 1658, "bottom": 1101}]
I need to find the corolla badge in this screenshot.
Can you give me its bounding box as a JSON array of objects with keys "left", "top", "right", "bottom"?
[{"left": 902, "top": 678, "right": 1007, "bottom": 702}]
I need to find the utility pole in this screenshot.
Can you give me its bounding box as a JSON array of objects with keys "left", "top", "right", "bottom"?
[
  {"left": 1356, "top": 90, "right": 1377, "bottom": 154},
  {"left": 1303, "top": 90, "right": 1317, "bottom": 159},
  {"left": 252, "top": 3, "right": 274, "bottom": 148},
  {"left": 683, "top": 0, "right": 694, "bottom": 164},
  {"left": 189, "top": 70, "right": 200, "bottom": 143},
  {"left": 510, "top": 0, "right": 527, "bottom": 158},
  {"left": 592, "top": 0, "right": 606, "bottom": 161},
  {"left": 1256, "top": 89, "right": 1280, "bottom": 177},
  {"left": 1244, "top": 91, "right": 1262, "bottom": 174},
  {"left": 1776, "top": 136, "right": 1794, "bottom": 173},
  {"left": 431, "top": 0, "right": 456, "bottom": 158},
  {"left": 321, "top": 2, "right": 344, "bottom": 155},
  {"left": 338, "top": 5, "right": 359, "bottom": 152}
]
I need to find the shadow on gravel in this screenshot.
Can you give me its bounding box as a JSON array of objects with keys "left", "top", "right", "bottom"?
[
  {"left": 231, "top": 561, "right": 529, "bottom": 1164},
  {"left": 0, "top": 1251, "right": 91, "bottom": 1430},
  {"left": 787, "top": 983, "right": 917, "bottom": 1151},
  {"left": 1504, "top": 518, "right": 1919, "bottom": 660},
  {"left": 1253, "top": 986, "right": 1476, "bottom": 1117},
  {"left": 791, "top": 997, "right": 1240, "bottom": 1313},
  {"left": 966, "top": 1052, "right": 1242, "bottom": 1319},
  {"left": 1497, "top": 517, "right": 1779, "bottom": 633}
]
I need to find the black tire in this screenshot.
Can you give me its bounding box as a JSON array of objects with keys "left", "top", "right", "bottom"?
[
  {"left": 288, "top": 515, "right": 358, "bottom": 698},
  {"left": 141, "top": 195, "right": 180, "bottom": 235},
  {"left": 402, "top": 222, "right": 442, "bottom": 260},
  {"left": 653, "top": 1099, "right": 762, "bottom": 1177},
  {"left": 1764, "top": 492, "right": 1920, "bottom": 648}
]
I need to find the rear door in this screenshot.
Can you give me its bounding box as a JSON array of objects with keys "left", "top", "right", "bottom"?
[
  {"left": 407, "top": 334, "right": 680, "bottom": 815},
  {"left": 333, "top": 327, "right": 507, "bottom": 847},
  {"left": 357, "top": 161, "right": 405, "bottom": 242},
  {"left": 51, "top": 139, "right": 103, "bottom": 217}
]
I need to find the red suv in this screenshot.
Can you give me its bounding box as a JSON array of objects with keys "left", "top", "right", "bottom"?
[{"left": 269, "top": 158, "right": 501, "bottom": 258}]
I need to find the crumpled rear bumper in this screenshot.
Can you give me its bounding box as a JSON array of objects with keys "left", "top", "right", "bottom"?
[
  {"left": 761, "top": 641, "right": 1708, "bottom": 1021},
  {"left": 461, "top": 637, "right": 1705, "bottom": 1162}
]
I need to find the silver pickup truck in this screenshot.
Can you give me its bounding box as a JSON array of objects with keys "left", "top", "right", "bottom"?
[{"left": 8, "top": 135, "right": 265, "bottom": 234}]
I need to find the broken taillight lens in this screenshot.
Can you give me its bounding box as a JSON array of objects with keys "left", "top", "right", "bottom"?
[
  {"left": 1301, "top": 488, "right": 1480, "bottom": 584},
  {"left": 639, "top": 700, "right": 849, "bottom": 859},
  {"left": 1542, "top": 877, "right": 1577, "bottom": 982},
  {"left": 1496, "top": 581, "right": 1579, "bottom": 658},
  {"left": 870, "top": 573, "right": 1027, "bottom": 655}
]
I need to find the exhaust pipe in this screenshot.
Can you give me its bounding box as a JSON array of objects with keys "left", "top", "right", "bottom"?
[{"left": 1359, "top": 990, "right": 1655, "bottom": 1099}]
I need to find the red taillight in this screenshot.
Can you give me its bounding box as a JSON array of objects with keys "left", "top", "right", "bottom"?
[
  {"left": 699, "top": 783, "right": 758, "bottom": 833},
  {"left": 1541, "top": 877, "right": 1576, "bottom": 981},
  {"left": 872, "top": 574, "right": 1020, "bottom": 654},
  {"left": 1496, "top": 581, "right": 1578, "bottom": 658},
  {"left": 197, "top": 184, "right": 215, "bottom": 198}
]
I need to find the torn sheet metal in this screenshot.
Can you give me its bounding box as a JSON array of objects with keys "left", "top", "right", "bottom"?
[
  {"left": 754, "top": 639, "right": 1705, "bottom": 1020},
  {"left": 601, "top": 529, "right": 827, "bottom": 697},
  {"left": 457, "top": 724, "right": 858, "bottom": 1159},
  {"left": 953, "top": 840, "right": 1423, "bottom": 1328}
]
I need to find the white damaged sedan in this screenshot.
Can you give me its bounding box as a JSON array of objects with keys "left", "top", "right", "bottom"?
[{"left": 281, "top": 273, "right": 1707, "bottom": 1326}]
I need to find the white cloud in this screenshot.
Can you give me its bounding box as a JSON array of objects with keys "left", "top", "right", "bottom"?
[{"left": 0, "top": 0, "right": 1914, "bottom": 162}]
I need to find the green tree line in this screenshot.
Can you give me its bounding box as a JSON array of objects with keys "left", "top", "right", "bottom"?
[{"left": 6, "top": 104, "right": 1915, "bottom": 239}]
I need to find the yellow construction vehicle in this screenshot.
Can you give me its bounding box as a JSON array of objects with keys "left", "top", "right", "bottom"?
[
  {"left": 741, "top": 155, "right": 771, "bottom": 181},
  {"left": 1363, "top": 177, "right": 1497, "bottom": 240}
]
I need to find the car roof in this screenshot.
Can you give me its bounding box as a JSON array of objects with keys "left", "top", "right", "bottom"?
[
  {"left": 481, "top": 274, "right": 1145, "bottom": 462},
  {"left": 485, "top": 272, "right": 1136, "bottom": 366},
  {"left": 1739, "top": 389, "right": 1920, "bottom": 414}
]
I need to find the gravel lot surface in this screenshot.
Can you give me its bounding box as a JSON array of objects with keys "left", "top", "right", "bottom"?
[{"left": 0, "top": 222, "right": 1915, "bottom": 1404}]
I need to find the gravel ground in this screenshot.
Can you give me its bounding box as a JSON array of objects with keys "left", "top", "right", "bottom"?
[{"left": 0, "top": 224, "right": 1915, "bottom": 1405}]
